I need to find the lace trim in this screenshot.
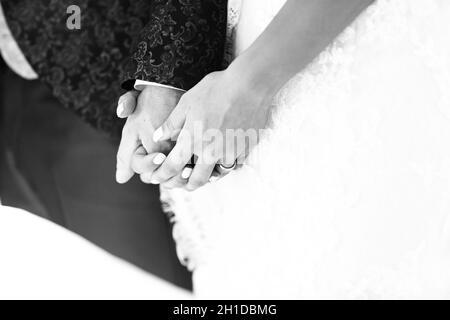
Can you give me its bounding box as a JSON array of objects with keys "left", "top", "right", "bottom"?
[
  {"left": 223, "top": 0, "right": 242, "bottom": 67},
  {"left": 161, "top": 188, "right": 206, "bottom": 271}
]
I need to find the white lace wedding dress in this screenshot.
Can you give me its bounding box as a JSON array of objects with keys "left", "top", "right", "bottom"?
[{"left": 163, "top": 0, "right": 450, "bottom": 299}]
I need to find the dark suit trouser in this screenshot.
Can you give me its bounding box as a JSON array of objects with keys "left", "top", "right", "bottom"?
[{"left": 0, "top": 59, "right": 191, "bottom": 290}]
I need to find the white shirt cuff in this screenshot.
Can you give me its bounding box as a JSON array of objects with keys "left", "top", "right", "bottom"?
[
  {"left": 0, "top": 2, "right": 38, "bottom": 80},
  {"left": 133, "top": 80, "right": 186, "bottom": 93}
]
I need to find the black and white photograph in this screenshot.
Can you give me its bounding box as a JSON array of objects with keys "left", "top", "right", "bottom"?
[{"left": 1, "top": 0, "right": 450, "bottom": 303}]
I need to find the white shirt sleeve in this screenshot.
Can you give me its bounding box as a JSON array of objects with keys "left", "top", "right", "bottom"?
[
  {"left": 0, "top": 2, "right": 38, "bottom": 80},
  {"left": 133, "top": 79, "right": 186, "bottom": 93}
]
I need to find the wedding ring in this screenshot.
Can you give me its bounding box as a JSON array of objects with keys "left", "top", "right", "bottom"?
[{"left": 216, "top": 161, "right": 237, "bottom": 174}]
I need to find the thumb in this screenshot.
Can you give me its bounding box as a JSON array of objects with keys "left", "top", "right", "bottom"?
[
  {"left": 153, "top": 101, "right": 187, "bottom": 143},
  {"left": 117, "top": 90, "right": 139, "bottom": 118}
]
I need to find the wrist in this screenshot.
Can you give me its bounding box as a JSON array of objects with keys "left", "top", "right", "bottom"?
[
  {"left": 139, "top": 85, "right": 183, "bottom": 129},
  {"left": 227, "top": 51, "right": 284, "bottom": 105},
  {"left": 140, "top": 84, "right": 184, "bottom": 104}
]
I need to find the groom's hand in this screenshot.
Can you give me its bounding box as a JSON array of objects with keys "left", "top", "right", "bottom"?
[{"left": 115, "top": 86, "right": 183, "bottom": 184}]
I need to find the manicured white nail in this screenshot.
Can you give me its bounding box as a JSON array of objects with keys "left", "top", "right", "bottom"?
[
  {"left": 181, "top": 167, "right": 193, "bottom": 179},
  {"left": 150, "top": 179, "right": 159, "bottom": 185},
  {"left": 117, "top": 103, "right": 125, "bottom": 117},
  {"left": 153, "top": 153, "right": 166, "bottom": 165},
  {"left": 153, "top": 127, "right": 163, "bottom": 143}
]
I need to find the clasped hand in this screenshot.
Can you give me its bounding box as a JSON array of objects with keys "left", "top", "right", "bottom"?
[{"left": 116, "top": 68, "right": 273, "bottom": 191}]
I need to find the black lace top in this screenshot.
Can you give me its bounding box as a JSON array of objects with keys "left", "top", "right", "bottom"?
[{"left": 1, "top": 0, "right": 227, "bottom": 135}]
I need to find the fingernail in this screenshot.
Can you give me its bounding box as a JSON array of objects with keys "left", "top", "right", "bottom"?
[
  {"left": 153, "top": 153, "right": 166, "bottom": 165},
  {"left": 117, "top": 103, "right": 125, "bottom": 117},
  {"left": 153, "top": 127, "right": 163, "bottom": 143},
  {"left": 181, "top": 167, "right": 193, "bottom": 179},
  {"left": 150, "top": 179, "right": 159, "bottom": 185}
]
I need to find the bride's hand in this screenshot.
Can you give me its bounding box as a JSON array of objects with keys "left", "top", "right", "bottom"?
[{"left": 150, "top": 66, "right": 275, "bottom": 191}]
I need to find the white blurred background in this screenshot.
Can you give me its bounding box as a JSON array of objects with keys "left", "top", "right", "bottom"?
[{"left": 0, "top": 204, "right": 191, "bottom": 300}]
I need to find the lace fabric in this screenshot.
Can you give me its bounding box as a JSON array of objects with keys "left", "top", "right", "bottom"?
[
  {"left": 163, "top": 0, "right": 450, "bottom": 298},
  {"left": 223, "top": 0, "right": 242, "bottom": 66}
]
